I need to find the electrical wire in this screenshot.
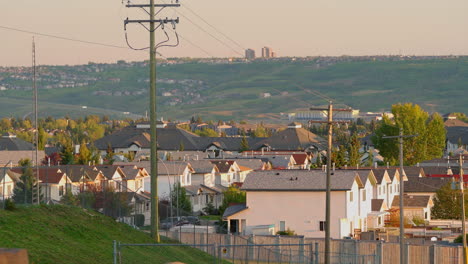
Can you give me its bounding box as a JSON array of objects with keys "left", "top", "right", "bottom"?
[
  {"left": 180, "top": 2, "right": 245, "bottom": 51},
  {"left": 0, "top": 25, "right": 130, "bottom": 51},
  {"left": 160, "top": 0, "right": 244, "bottom": 56}
]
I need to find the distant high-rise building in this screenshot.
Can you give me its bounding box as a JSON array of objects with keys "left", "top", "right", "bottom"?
[
  {"left": 271, "top": 51, "right": 276, "bottom": 58},
  {"left": 245, "top": 49, "right": 256, "bottom": 60},
  {"left": 262, "top": 47, "right": 273, "bottom": 58}
]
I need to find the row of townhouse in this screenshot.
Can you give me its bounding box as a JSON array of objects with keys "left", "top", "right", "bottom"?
[
  {"left": 224, "top": 167, "right": 437, "bottom": 239},
  {"left": 119, "top": 158, "right": 266, "bottom": 213},
  {"left": 0, "top": 164, "right": 149, "bottom": 202}
]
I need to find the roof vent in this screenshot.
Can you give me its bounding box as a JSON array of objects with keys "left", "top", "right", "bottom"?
[{"left": 276, "top": 172, "right": 280, "bottom": 175}]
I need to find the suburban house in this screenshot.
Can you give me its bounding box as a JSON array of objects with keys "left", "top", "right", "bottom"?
[
  {"left": 94, "top": 165, "right": 128, "bottom": 191},
  {"left": 210, "top": 160, "right": 241, "bottom": 186},
  {"left": 391, "top": 195, "right": 434, "bottom": 222},
  {"left": 186, "top": 160, "right": 225, "bottom": 213},
  {"left": 116, "top": 165, "right": 148, "bottom": 192},
  {"left": 223, "top": 170, "right": 368, "bottom": 238},
  {"left": 404, "top": 176, "right": 451, "bottom": 200},
  {"left": 0, "top": 169, "right": 21, "bottom": 200},
  {"left": 9, "top": 167, "right": 72, "bottom": 202}
]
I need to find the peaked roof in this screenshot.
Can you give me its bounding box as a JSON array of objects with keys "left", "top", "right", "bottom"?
[
  {"left": 210, "top": 160, "right": 235, "bottom": 173},
  {"left": 10, "top": 168, "right": 67, "bottom": 184},
  {"left": 187, "top": 160, "right": 217, "bottom": 174},
  {"left": 242, "top": 170, "right": 363, "bottom": 191},
  {"left": 222, "top": 203, "right": 248, "bottom": 219},
  {"left": 392, "top": 195, "right": 433, "bottom": 208},
  {"left": 256, "top": 126, "right": 326, "bottom": 151},
  {"left": 372, "top": 199, "right": 386, "bottom": 212},
  {"left": 0, "top": 136, "right": 34, "bottom": 151},
  {"left": 404, "top": 176, "right": 451, "bottom": 193}
]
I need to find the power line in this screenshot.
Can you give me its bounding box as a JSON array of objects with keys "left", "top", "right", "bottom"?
[
  {"left": 160, "top": 0, "right": 244, "bottom": 56},
  {"left": 0, "top": 25, "right": 131, "bottom": 50},
  {"left": 180, "top": 2, "right": 245, "bottom": 51}
]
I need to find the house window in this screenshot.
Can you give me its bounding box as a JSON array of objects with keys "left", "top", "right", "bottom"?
[
  {"left": 279, "top": 221, "right": 286, "bottom": 231},
  {"left": 389, "top": 186, "right": 392, "bottom": 194},
  {"left": 59, "top": 186, "right": 64, "bottom": 196},
  {"left": 319, "top": 221, "right": 326, "bottom": 231},
  {"left": 425, "top": 212, "right": 428, "bottom": 220},
  {"left": 383, "top": 187, "right": 385, "bottom": 194},
  {"left": 362, "top": 190, "right": 366, "bottom": 201},
  {"left": 378, "top": 217, "right": 382, "bottom": 225},
  {"left": 146, "top": 202, "right": 150, "bottom": 211},
  {"left": 349, "top": 191, "right": 353, "bottom": 202}
]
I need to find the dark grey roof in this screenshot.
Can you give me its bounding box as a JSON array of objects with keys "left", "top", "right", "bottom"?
[
  {"left": 255, "top": 127, "right": 326, "bottom": 151},
  {"left": 117, "top": 165, "right": 140, "bottom": 180},
  {"left": 392, "top": 195, "right": 432, "bottom": 208},
  {"left": 94, "top": 125, "right": 201, "bottom": 151},
  {"left": 231, "top": 159, "right": 265, "bottom": 170},
  {"left": 355, "top": 170, "right": 372, "bottom": 184},
  {"left": 266, "top": 156, "right": 291, "bottom": 169},
  {"left": 404, "top": 177, "right": 451, "bottom": 193},
  {"left": 222, "top": 204, "right": 248, "bottom": 219},
  {"left": 115, "top": 161, "right": 190, "bottom": 175},
  {"left": 0, "top": 136, "right": 33, "bottom": 151},
  {"left": 422, "top": 166, "right": 454, "bottom": 176},
  {"left": 188, "top": 160, "right": 216, "bottom": 174},
  {"left": 372, "top": 199, "right": 385, "bottom": 212},
  {"left": 403, "top": 166, "right": 424, "bottom": 177},
  {"left": 446, "top": 126, "right": 468, "bottom": 145},
  {"left": 371, "top": 169, "right": 387, "bottom": 184},
  {"left": 195, "top": 137, "right": 265, "bottom": 151},
  {"left": 242, "top": 170, "right": 361, "bottom": 191}
]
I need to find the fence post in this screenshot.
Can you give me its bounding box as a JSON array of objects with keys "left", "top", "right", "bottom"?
[
  {"left": 275, "top": 236, "right": 281, "bottom": 262},
  {"left": 314, "top": 242, "right": 319, "bottom": 264},
  {"left": 354, "top": 239, "right": 359, "bottom": 264},
  {"left": 248, "top": 234, "right": 254, "bottom": 263},
  {"left": 113, "top": 240, "right": 118, "bottom": 264},
  {"left": 377, "top": 240, "right": 383, "bottom": 264},
  {"left": 405, "top": 242, "right": 410, "bottom": 264},
  {"left": 299, "top": 237, "right": 305, "bottom": 263},
  {"left": 429, "top": 244, "right": 436, "bottom": 264}
]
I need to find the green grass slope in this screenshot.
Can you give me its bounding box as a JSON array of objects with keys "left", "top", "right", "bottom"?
[{"left": 0, "top": 205, "right": 216, "bottom": 264}]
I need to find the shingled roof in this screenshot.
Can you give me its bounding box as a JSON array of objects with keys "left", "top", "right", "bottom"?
[
  {"left": 188, "top": 160, "right": 217, "bottom": 174},
  {"left": 242, "top": 170, "right": 363, "bottom": 191},
  {"left": 404, "top": 177, "right": 451, "bottom": 193},
  {"left": 0, "top": 134, "right": 34, "bottom": 151},
  {"left": 255, "top": 126, "right": 326, "bottom": 151},
  {"left": 392, "top": 195, "right": 433, "bottom": 208}
]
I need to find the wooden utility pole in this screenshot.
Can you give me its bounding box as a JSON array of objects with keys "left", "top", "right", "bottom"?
[
  {"left": 309, "top": 102, "right": 350, "bottom": 264},
  {"left": 124, "top": 1, "right": 179, "bottom": 242},
  {"left": 383, "top": 128, "right": 417, "bottom": 264},
  {"left": 32, "top": 37, "right": 39, "bottom": 205},
  {"left": 460, "top": 155, "right": 467, "bottom": 264}
]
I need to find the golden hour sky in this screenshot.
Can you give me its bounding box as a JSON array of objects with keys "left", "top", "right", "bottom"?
[{"left": 1, "top": 0, "right": 467, "bottom": 66}]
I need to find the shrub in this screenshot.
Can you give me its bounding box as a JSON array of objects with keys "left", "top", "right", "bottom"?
[
  {"left": 276, "top": 228, "right": 296, "bottom": 236},
  {"left": 5, "top": 199, "right": 16, "bottom": 211},
  {"left": 134, "top": 214, "right": 145, "bottom": 227}
]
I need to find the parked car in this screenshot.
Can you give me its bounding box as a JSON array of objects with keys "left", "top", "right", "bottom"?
[
  {"left": 160, "top": 217, "right": 185, "bottom": 229},
  {"left": 185, "top": 216, "right": 201, "bottom": 225}
]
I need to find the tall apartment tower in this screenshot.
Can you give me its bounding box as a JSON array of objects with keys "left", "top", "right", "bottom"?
[
  {"left": 245, "top": 49, "right": 256, "bottom": 60},
  {"left": 261, "top": 46, "right": 273, "bottom": 58}
]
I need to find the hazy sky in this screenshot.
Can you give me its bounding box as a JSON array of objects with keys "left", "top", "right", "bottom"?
[{"left": 1, "top": 0, "right": 468, "bottom": 66}]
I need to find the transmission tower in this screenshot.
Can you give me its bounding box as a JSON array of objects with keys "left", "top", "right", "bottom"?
[{"left": 124, "top": 0, "right": 180, "bottom": 242}]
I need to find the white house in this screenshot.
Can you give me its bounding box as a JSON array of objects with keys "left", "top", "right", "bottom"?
[
  {"left": 0, "top": 170, "right": 20, "bottom": 200},
  {"left": 224, "top": 170, "right": 367, "bottom": 238}
]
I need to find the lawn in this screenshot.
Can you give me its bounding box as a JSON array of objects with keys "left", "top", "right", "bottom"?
[{"left": 0, "top": 205, "right": 225, "bottom": 264}]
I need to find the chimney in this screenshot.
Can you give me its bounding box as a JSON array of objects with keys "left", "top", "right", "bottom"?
[
  {"left": 387, "top": 162, "right": 389, "bottom": 169},
  {"left": 374, "top": 162, "right": 377, "bottom": 169}
]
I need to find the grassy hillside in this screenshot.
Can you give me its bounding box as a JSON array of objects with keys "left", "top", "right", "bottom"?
[
  {"left": 1, "top": 57, "right": 467, "bottom": 120},
  {"left": 0, "top": 205, "right": 217, "bottom": 264}
]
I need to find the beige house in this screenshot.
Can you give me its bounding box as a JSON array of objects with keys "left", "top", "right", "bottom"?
[
  {"left": 392, "top": 195, "right": 434, "bottom": 221},
  {"left": 0, "top": 170, "right": 20, "bottom": 200},
  {"left": 224, "top": 170, "right": 367, "bottom": 238}
]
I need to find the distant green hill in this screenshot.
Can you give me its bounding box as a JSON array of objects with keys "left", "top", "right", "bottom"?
[
  {"left": 0, "top": 57, "right": 467, "bottom": 120},
  {"left": 0, "top": 205, "right": 217, "bottom": 264}
]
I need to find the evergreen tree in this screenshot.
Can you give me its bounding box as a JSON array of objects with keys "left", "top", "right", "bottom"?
[
  {"left": 12, "top": 159, "right": 40, "bottom": 204},
  {"left": 171, "top": 182, "right": 192, "bottom": 214},
  {"left": 240, "top": 134, "right": 250, "bottom": 152},
  {"left": 179, "top": 141, "right": 185, "bottom": 151},
  {"left": 348, "top": 132, "right": 361, "bottom": 167},
  {"left": 60, "top": 143, "right": 75, "bottom": 165},
  {"left": 335, "top": 145, "right": 347, "bottom": 167},
  {"left": 37, "top": 127, "right": 48, "bottom": 150},
  {"left": 366, "top": 150, "right": 374, "bottom": 167}
]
